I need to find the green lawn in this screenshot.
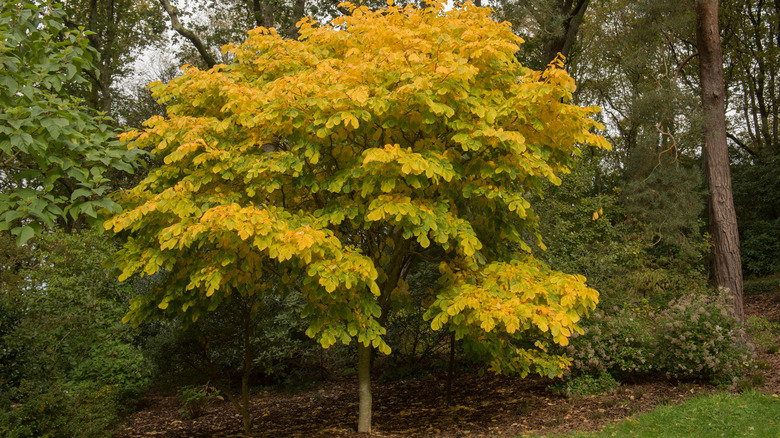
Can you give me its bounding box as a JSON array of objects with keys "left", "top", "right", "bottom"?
[{"left": 535, "top": 391, "right": 780, "bottom": 438}]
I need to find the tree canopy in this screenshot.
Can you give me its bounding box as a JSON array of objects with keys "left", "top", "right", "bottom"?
[{"left": 108, "top": 0, "right": 608, "bottom": 372}]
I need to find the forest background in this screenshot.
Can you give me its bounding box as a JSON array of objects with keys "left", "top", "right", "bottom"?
[{"left": 0, "top": 0, "right": 778, "bottom": 436}]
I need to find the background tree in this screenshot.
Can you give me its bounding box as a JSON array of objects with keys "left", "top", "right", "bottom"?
[
  {"left": 106, "top": 2, "right": 608, "bottom": 433},
  {"left": 721, "top": 0, "right": 780, "bottom": 162},
  {"left": 492, "top": 0, "right": 592, "bottom": 69},
  {"left": 154, "top": 0, "right": 359, "bottom": 69},
  {"left": 696, "top": 0, "right": 744, "bottom": 322},
  {"left": 521, "top": 0, "right": 711, "bottom": 308},
  {"left": 60, "top": 0, "right": 166, "bottom": 116},
  {"left": 0, "top": 0, "right": 142, "bottom": 244},
  {"left": 721, "top": 0, "right": 780, "bottom": 279}
]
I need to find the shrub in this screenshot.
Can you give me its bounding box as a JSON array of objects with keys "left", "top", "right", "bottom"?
[
  {"left": 142, "top": 292, "right": 321, "bottom": 390},
  {"left": 656, "top": 291, "right": 752, "bottom": 385},
  {"left": 565, "top": 303, "right": 657, "bottom": 378},
  {"left": 743, "top": 277, "right": 780, "bottom": 296},
  {"left": 0, "top": 378, "right": 149, "bottom": 438},
  {"left": 177, "top": 384, "right": 221, "bottom": 419},
  {"left": 746, "top": 316, "right": 780, "bottom": 352},
  {"left": 550, "top": 372, "right": 620, "bottom": 398},
  {"left": 0, "top": 230, "right": 150, "bottom": 438},
  {"left": 564, "top": 292, "right": 752, "bottom": 386}
]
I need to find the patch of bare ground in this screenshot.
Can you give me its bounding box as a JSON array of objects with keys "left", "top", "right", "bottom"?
[{"left": 116, "top": 292, "right": 780, "bottom": 438}]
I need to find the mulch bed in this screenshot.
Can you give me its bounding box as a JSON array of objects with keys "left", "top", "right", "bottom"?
[{"left": 116, "top": 292, "right": 780, "bottom": 437}]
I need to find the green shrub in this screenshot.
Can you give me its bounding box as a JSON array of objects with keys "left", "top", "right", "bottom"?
[
  {"left": 0, "top": 230, "right": 150, "bottom": 438},
  {"left": 743, "top": 277, "right": 780, "bottom": 296},
  {"left": 177, "top": 384, "right": 221, "bottom": 419},
  {"left": 746, "top": 316, "right": 780, "bottom": 352},
  {"left": 0, "top": 378, "right": 147, "bottom": 438},
  {"left": 142, "top": 292, "right": 321, "bottom": 391},
  {"left": 550, "top": 372, "right": 620, "bottom": 398}
]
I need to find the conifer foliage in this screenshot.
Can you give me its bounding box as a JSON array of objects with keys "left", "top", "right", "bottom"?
[{"left": 106, "top": 1, "right": 609, "bottom": 430}]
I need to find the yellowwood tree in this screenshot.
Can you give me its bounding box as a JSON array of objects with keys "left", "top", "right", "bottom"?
[{"left": 106, "top": 1, "right": 609, "bottom": 432}]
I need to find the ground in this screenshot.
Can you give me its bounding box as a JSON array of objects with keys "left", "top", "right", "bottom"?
[{"left": 116, "top": 293, "right": 780, "bottom": 437}]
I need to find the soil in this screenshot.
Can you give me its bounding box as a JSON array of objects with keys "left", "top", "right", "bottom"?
[{"left": 116, "top": 292, "right": 780, "bottom": 438}]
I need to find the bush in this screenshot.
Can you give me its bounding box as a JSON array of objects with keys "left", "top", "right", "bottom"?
[
  {"left": 550, "top": 372, "right": 620, "bottom": 398},
  {"left": 564, "top": 292, "right": 752, "bottom": 386},
  {"left": 142, "top": 292, "right": 321, "bottom": 390},
  {"left": 746, "top": 316, "right": 780, "bottom": 353},
  {"left": 743, "top": 277, "right": 780, "bottom": 296},
  {"left": 565, "top": 303, "right": 657, "bottom": 378},
  {"left": 0, "top": 230, "right": 150, "bottom": 438},
  {"left": 177, "top": 384, "right": 221, "bottom": 419},
  {"left": 656, "top": 292, "right": 751, "bottom": 385}
]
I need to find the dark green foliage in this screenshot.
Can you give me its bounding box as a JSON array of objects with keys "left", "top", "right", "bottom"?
[
  {"left": 380, "top": 259, "right": 452, "bottom": 381},
  {"left": 550, "top": 372, "right": 620, "bottom": 398},
  {"left": 743, "top": 277, "right": 780, "bottom": 296},
  {"left": 533, "top": 159, "right": 709, "bottom": 308},
  {"left": 0, "top": 230, "right": 150, "bottom": 438},
  {"left": 177, "top": 384, "right": 221, "bottom": 419},
  {"left": 732, "top": 156, "right": 780, "bottom": 277},
  {"left": 143, "top": 292, "right": 320, "bottom": 388},
  {"left": 622, "top": 146, "right": 707, "bottom": 266}
]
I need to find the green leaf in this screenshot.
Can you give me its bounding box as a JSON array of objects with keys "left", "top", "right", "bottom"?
[
  {"left": 16, "top": 225, "right": 36, "bottom": 246},
  {"left": 70, "top": 188, "right": 93, "bottom": 200}
]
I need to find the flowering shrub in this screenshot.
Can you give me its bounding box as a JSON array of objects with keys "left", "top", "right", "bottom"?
[
  {"left": 656, "top": 292, "right": 752, "bottom": 385},
  {"left": 563, "top": 292, "right": 751, "bottom": 386},
  {"left": 565, "top": 303, "right": 657, "bottom": 378}
]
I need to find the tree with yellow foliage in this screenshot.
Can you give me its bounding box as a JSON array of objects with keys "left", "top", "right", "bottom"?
[{"left": 106, "top": 1, "right": 609, "bottom": 432}]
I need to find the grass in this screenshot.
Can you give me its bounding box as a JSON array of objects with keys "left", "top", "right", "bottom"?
[{"left": 532, "top": 391, "right": 780, "bottom": 438}]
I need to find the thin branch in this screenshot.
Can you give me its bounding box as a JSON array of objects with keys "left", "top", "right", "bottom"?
[
  {"left": 726, "top": 132, "right": 758, "bottom": 158},
  {"left": 640, "top": 122, "right": 679, "bottom": 184}
]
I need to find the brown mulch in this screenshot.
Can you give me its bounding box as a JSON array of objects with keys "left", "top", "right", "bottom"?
[{"left": 116, "top": 293, "right": 780, "bottom": 438}]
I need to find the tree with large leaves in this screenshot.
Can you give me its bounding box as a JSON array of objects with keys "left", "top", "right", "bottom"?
[
  {"left": 106, "top": 1, "right": 608, "bottom": 433},
  {"left": 0, "top": 0, "right": 141, "bottom": 244}
]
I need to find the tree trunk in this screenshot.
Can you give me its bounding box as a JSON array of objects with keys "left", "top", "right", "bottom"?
[
  {"left": 695, "top": 0, "right": 745, "bottom": 322},
  {"left": 241, "top": 304, "right": 254, "bottom": 436},
  {"left": 445, "top": 331, "right": 455, "bottom": 406},
  {"left": 541, "top": 0, "right": 591, "bottom": 66},
  {"left": 357, "top": 343, "right": 372, "bottom": 434}
]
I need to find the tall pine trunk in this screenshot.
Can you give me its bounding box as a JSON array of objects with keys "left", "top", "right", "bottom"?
[{"left": 695, "top": 0, "right": 745, "bottom": 322}]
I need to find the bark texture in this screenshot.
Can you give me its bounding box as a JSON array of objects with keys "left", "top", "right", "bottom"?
[
  {"left": 357, "top": 343, "right": 372, "bottom": 433},
  {"left": 541, "top": 0, "right": 591, "bottom": 65},
  {"left": 696, "top": 0, "right": 745, "bottom": 322}
]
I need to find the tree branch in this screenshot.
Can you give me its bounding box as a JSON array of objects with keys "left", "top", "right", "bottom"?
[
  {"left": 157, "top": 0, "right": 217, "bottom": 69},
  {"left": 726, "top": 132, "right": 757, "bottom": 158}
]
